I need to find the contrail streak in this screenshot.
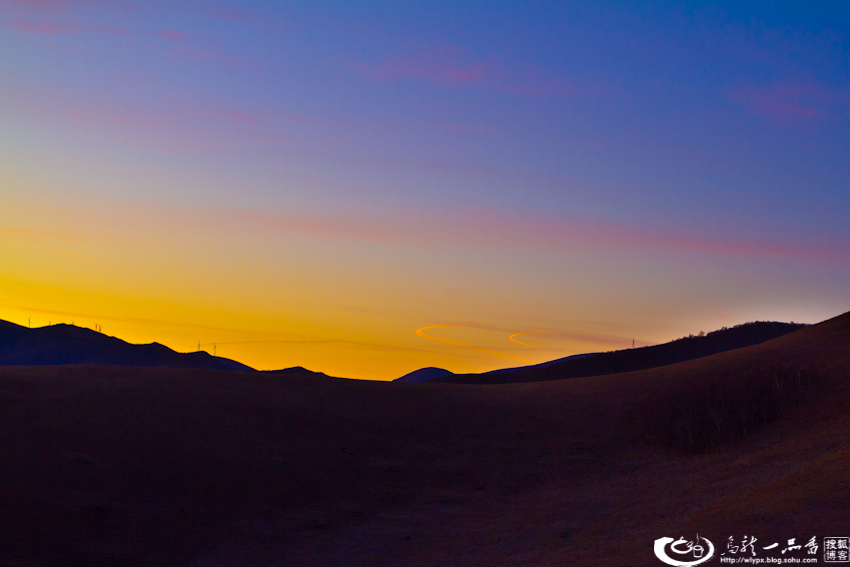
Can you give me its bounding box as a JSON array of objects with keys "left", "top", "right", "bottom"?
[
  {"left": 512, "top": 329, "right": 642, "bottom": 350},
  {"left": 508, "top": 331, "right": 554, "bottom": 348},
  {"left": 415, "top": 324, "right": 532, "bottom": 363},
  {"left": 197, "top": 339, "right": 433, "bottom": 353}
]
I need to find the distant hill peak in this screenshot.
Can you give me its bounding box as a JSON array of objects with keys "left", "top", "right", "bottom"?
[{"left": 394, "top": 367, "right": 454, "bottom": 383}]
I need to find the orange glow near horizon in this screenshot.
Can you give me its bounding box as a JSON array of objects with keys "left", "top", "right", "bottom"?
[{"left": 0, "top": 188, "right": 842, "bottom": 380}]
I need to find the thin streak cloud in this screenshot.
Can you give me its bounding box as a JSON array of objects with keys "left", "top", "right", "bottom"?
[
  {"left": 355, "top": 44, "right": 579, "bottom": 96},
  {"left": 509, "top": 330, "right": 641, "bottom": 350},
  {"left": 223, "top": 207, "right": 850, "bottom": 264},
  {"left": 0, "top": 302, "right": 439, "bottom": 357},
  {"left": 726, "top": 83, "right": 848, "bottom": 124},
  {"left": 199, "top": 339, "right": 436, "bottom": 355},
  {"left": 31, "top": 244, "right": 104, "bottom": 262},
  {"left": 415, "top": 324, "right": 531, "bottom": 364},
  {"left": 0, "top": 304, "right": 261, "bottom": 336},
  {"left": 24, "top": 242, "right": 189, "bottom": 281},
  {"left": 509, "top": 331, "right": 546, "bottom": 348}
]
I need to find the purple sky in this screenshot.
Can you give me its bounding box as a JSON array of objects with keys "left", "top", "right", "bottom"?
[{"left": 1, "top": 1, "right": 849, "bottom": 378}]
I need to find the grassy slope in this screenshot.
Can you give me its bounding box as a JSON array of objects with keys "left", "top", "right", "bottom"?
[
  {"left": 432, "top": 321, "right": 807, "bottom": 384},
  {"left": 0, "top": 313, "right": 847, "bottom": 566}
]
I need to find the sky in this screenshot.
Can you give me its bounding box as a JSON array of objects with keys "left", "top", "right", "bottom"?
[{"left": 1, "top": 1, "right": 849, "bottom": 380}]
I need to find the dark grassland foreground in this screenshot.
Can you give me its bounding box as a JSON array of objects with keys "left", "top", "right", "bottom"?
[
  {"left": 0, "top": 313, "right": 848, "bottom": 566},
  {"left": 640, "top": 362, "right": 831, "bottom": 452}
]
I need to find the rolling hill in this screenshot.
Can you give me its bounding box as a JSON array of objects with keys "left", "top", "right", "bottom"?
[
  {"left": 393, "top": 366, "right": 454, "bottom": 382},
  {"left": 0, "top": 312, "right": 847, "bottom": 565},
  {"left": 0, "top": 320, "right": 334, "bottom": 377},
  {"left": 432, "top": 320, "right": 807, "bottom": 384},
  {"left": 0, "top": 319, "right": 249, "bottom": 371}
]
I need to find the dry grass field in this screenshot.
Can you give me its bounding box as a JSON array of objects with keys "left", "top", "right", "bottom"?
[{"left": 1, "top": 312, "right": 848, "bottom": 566}]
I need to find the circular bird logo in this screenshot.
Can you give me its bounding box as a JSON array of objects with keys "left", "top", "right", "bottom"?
[{"left": 654, "top": 535, "right": 715, "bottom": 566}]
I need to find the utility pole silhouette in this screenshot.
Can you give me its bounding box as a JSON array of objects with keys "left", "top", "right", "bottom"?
[
  {"left": 213, "top": 342, "right": 216, "bottom": 356},
  {"left": 632, "top": 338, "right": 635, "bottom": 348},
  {"left": 28, "top": 317, "right": 31, "bottom": 328},
  {"left": 197, "top": 341, "right": 200, "bottom": 352}
]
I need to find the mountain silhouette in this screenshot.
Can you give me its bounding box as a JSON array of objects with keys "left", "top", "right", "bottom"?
[
  {"left": 0, "top": 320, "right": 249, "bottom": 371},
  {"left": 0, "top": 319, "right": 328, "bottom": 376},
  {"left": 431, "top": 321, "right": 807, "bottom": 384}
]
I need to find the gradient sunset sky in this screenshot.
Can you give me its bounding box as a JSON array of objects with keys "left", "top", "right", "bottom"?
[{"left": 2, "top": 1, "right": 849, "bottom": 379}]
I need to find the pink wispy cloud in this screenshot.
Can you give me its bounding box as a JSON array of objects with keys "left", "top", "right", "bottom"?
[
  {"left": 11, "top": 20, "right": 77, "bottom": 34},
  {"left": 218, "top": 207, "right": 850, "bottom": 265},
  {"left": 18, "top": 200, "right": 846, "bottom": 270},
  {"left": 11, "top": 20, "right": 150, "bottom": 39},
  {"left": 439, "top": 123, "right": 497, "bottom": 136},
  {"left": 5, "top": 0, "right": 87, "bottom": 4},
  {"left": 10, "top": 17, "right": 261, "bottom": 72},
  {"left": 361, "top": 45, "right": 489, "bottom": 86},
  {"left": 205, "top": 7, "right": 263, "bottom": 26},
  {"left": 357, "top": 44, "right": 578, "bottom": 96},
  {"left": 3, "top": 85, "right": 329, "bottom": 157},
  {"left": 157, "top": 29, "right": 186, "bottom": 42},
  {"left": 3, "top": 0, "right": 90, "bottom": 7},
  {"left": 164, "top": 45, "right": 264, "bottom": 72},
  {"left": 498, "top": 64, "right": 579, "bottom": 97},
  {"left": 727, "top": 83, "right": 847, "bottom": 124},
  {"left": 10, "top": 17, "right": 188, "bottom": 43}
]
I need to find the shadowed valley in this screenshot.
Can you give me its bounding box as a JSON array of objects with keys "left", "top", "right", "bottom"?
[{"left": 0, "top": 314, "right": 847, "bottom": 565}]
